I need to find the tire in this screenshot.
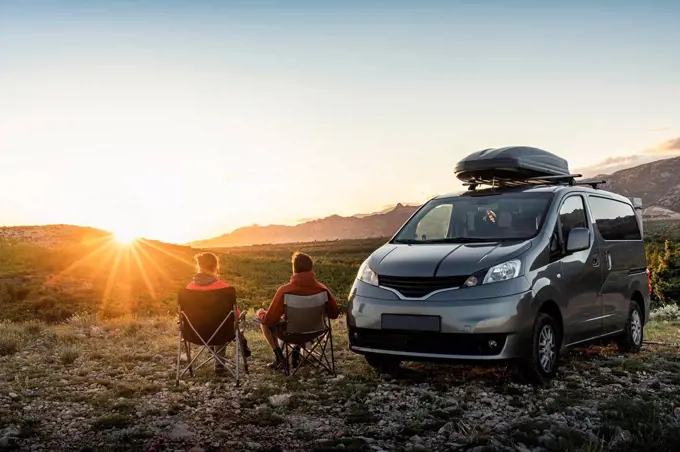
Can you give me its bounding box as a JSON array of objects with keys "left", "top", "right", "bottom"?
[
  {"left": 617, "top": 300, "right": 643, "bottom": 353},
  {"left": 520, "top": 313, "right": 560, "bottom": 384},
  {"left": 364, "top": 354, "right": 401, "bottom": 373}
]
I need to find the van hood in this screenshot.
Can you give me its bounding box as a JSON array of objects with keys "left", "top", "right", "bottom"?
[{"left": 368, "top": 241, "right": 532, "bottom": 277}]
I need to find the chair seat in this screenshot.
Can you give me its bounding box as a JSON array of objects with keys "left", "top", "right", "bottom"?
[{"left": 273, "top": 328, "right": 329, "bottom": 345}]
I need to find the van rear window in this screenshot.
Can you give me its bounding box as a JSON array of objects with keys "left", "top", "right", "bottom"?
[{"left": 588, "top": 196, "right": 641, "bottom": 241}]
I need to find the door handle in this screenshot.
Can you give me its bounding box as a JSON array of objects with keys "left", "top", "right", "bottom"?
[
  {"left": 592, "top": 256, "right": 600, "bottom": 267},
  {"left": 606, "top": 252, "right": 612, "bottom": 270}
]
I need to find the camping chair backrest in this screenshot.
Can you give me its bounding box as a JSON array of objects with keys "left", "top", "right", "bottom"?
[
  {"left": 284, "top": 292, "right": 329, "bottom": 334},
  {"left": 178, "top": 287, "right": 236, "bottom": 346}
]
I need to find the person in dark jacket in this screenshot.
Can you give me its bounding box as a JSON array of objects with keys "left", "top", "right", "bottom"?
[
  {"left": 186, "top": 252, "right": 239, "bottom": 375},
  {"left": 256, "top": 252, "right": 340, "bottom": 369}
]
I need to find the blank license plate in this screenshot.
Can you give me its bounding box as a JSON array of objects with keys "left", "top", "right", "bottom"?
[{"left": 381, "top": 314, "right": 441, "bottom": 332}]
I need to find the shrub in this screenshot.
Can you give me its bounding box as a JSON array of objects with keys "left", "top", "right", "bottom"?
[
  {"left": 22, "top": 319, "right": 45, "bottom": 336},
  {"left": 66, "top": 312, "right": 99, "bottom": 332},
  {"left": 647, "top": 240, "right": 680, "bottom": 305},
  {"left": 0, "top": 331, "right": 21, "bottom": 356},
  {"left": 59, "top": 346, "right": 80, "bottom": 365},
  {"left": 91, "top": 414, "right": 131, "bottom": 431},
  {"left": 650, "top": 304, "right": 680, "bottom": 322}
]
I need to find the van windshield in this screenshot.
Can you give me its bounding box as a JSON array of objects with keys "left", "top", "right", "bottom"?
[{"left": 393, "top": 193, "right": 553, "bottom": 244}]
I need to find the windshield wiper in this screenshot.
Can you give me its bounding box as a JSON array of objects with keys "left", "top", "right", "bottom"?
[
  {"left": 394, "top": 237, "right": 497, "bottom": 244},
  {"left": 392, "top": 239, "right": 423, "bottom": 244},
  {"left": 424, "top": 237, "right": 495, "bottom": 243}
]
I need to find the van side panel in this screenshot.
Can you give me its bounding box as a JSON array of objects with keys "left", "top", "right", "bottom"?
[{"left": 587, "top": 195, "right": 648, "bottom": 335}]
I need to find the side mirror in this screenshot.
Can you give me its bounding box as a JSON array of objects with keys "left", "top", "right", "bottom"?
[{"left": 566, "top": 228, "right": 590, "bottom": 253}]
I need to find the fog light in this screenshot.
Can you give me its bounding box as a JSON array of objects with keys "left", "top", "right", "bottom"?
[
  {"left": 463, "top": 276, "right": 478, "bottom": 287},
  {"left": 352, "top": 332, "right": 359, "bottom": 341},
  {"left": 488, "top": 340, "right": 498, "bottom": 349}
]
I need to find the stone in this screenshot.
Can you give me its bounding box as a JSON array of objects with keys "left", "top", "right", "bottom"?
[
  {"left": 437, "top": 422, "right": 455, "bottom": 435},
  {"left": 269, "top": 393, "right": 292, "bottom": 407}
]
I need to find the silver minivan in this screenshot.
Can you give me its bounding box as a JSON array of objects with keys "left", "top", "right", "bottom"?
[{"left": 347, "top": 147, "right": 650, "bottom": 382}]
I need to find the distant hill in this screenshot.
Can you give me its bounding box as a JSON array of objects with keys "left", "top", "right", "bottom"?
[
  {"left": 189, "top": 203, "right": 420, "bottom": 248},
  {"left": 0, "top": 224, "right": 198, "bottom": 322},
  {"left": 587, "top": 156, "right": 680, "bottom": 219},
  {"left": 0, "top": 224, "right": 112, "bottom": 248},
  {"left": 191, "top": 155, "right": 680, "bottom": 248}
]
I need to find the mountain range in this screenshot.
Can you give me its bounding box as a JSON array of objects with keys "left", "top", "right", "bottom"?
[
  {"left": 190, "top": 155, "right": 680, "bottom": 248},
  {"left": 189, "top": 203, "right": 421, "bottom": 248},
  {"left": 588, "top": 156, "right": 680, "bottom": 219}
]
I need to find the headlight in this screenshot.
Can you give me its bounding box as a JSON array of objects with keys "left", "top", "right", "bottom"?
[
  {"left": 357, "top": 259, "right": 379, "bottom": 286},
  {"left": 482, "top": 259, "right": 522, "bottom": 284},
  {"left": 462, "top": 260, "right": 522, "bottom": 287}
]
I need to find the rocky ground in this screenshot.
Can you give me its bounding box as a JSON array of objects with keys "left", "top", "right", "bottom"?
[{"left": 1, "top": 315, "right": 680, "bottom": 452}]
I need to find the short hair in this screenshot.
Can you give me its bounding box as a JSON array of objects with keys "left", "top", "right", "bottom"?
[
  {"left": 291, "top": 251, "right": 313, "bottom": 274},
  {"left": 195, "top": 252, "right": 219, "bottom": 274}
]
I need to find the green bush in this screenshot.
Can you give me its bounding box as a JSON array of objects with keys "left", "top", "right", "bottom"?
[
  {"left": 0, "top": 329, "right": 21, "bottom": 356},
  {"left": 646, "top": 240, "right": 680, "bottom": 305}
]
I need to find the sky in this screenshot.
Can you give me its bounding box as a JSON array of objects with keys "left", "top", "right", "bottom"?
[{"left": 1, "top": 0, "right": 679, "bottom": 243}]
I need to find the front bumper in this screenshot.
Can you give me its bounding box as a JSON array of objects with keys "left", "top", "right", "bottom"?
[{"left": 346, "top": 282, "right": 533, "bottom": 360}]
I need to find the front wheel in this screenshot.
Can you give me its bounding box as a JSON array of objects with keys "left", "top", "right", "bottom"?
[
  {"left": 617, "top": 301, "right": 643, "bottom": 353},
  {"left": 520, "top": 313, "right": 560, "bottom": 384}
]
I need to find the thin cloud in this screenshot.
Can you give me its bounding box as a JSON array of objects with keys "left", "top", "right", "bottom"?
[
  {"left": 575, "top": 137, "right": 680, "bottom": 177},
  {"left": 653, "top": 137, "right": 680, "bottom": 153}
]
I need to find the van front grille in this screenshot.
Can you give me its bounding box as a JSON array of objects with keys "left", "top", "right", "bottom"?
[
  {"left": 378, "top": 275, "right": 468, "bottom": 298},
  {"left": 349, "top": 327, "right": 507, "bottom": 356}
]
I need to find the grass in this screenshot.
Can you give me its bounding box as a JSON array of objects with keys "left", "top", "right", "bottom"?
[
  {"left": 1, "top": 234, "right": 680, "bottom": 449},
  {"left": 0, "top": 314, "right": 678, "bottom": 450},
  {"left": 0, "top": 237, "right": 382, "bottom": 323},
  {"left": 59, "top": 346, "right": 80, "bottom": 365},
  {"left": 91, "top": 414, "right": 132, "bottom": 431},
  {"left": 598, "top": 396, "right": 680, "bottom": 451}
]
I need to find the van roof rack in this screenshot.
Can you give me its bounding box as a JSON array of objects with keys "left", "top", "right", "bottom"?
[
  {"left": 454, "top": 146, "right": 608, "bottom": 191},
  {"left": 463, "top": 175, "right": 608, "bottom": 191}
]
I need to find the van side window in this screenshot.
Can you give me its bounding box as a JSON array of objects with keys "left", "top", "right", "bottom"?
[
  {"left": 588, "top": 196, "right": 641, "bottom": 240},
  {"left": 415, "top": 204, "right": 452, "bottom": 240},
  {"left": 559, "top": 196, "right": 588, "bottom": 245}
]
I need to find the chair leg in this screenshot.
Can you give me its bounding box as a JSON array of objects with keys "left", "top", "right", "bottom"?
[
  {"left": 184, "top": 341, "right": 194, "bottom": 377},
  {"left": 176, "top": 329, "right": 183, "bottom": 385},
  {"left": 281, "top": 344, "right": 291, "bottom": 377},
  {"left": 328, "top": 322, "right": 335, "bottom": 374},
  {"left": 329, "top": 331, "right": 336, "bottom": 374},
  {"left": 242, "top": 341, "right": 250, "bottom": 375},
  {"left": 235, "top": 330, "right": 240, "bottom": 387}
]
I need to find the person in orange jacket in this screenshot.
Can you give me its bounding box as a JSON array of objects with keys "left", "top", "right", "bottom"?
[
  {"left": 257, "top": 251, "right": 339, "bottom": 369},
  {"left": 186, "top": 252, "right": 240, "bottom": 375}
]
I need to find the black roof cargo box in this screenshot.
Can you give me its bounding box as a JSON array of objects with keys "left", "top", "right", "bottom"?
[{"left": 455, "top": 146, "right": 570, "bottom": 183}]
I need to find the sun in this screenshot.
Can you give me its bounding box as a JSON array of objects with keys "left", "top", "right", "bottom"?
[{"left": 113, "top": 228, "right": 139, "bottom": 245}]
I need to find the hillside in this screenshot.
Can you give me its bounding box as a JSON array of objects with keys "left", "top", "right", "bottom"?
[
  {"left": 189, "top": 203, "right": 419, "bottom": 248},
  {"left": 0, "top": 224, "right": 112, "bottom": 248},
  {"left": 589, "top": 156, "right": 680, "bottom": 217},
  {"left": 0, "top": 225, "right": 198, "bottom": 322}
]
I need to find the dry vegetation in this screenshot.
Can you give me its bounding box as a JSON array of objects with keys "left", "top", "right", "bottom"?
[
  {"left": 1, "top": 315, "right": 680, "bottom": 451},
  {"left": 2, "top": 227, "right": 680, "bottom": 451}
]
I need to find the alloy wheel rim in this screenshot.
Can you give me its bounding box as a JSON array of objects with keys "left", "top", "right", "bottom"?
[
  {"left": 631, "top": 309, "right": 642, "bottom": 346},
  {"left": 538, "top": 325, "right": 556, "bottom": 373}
]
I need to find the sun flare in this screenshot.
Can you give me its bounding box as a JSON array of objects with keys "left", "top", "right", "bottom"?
[{"left": 113, "top": 229, "right": 139, "bottom": 245}]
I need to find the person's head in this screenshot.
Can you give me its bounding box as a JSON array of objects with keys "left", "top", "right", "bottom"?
[
  {"left": 291, "top": 251, "right": 313, "bottom": 274},
  {"left": 195, "top": 252, "right": 219, "bottom": 276}
]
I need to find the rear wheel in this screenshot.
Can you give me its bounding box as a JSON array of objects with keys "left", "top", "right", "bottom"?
[
  {"left": 520, "top": 313, "right": 560, "bottom": 384},
  {"left": 617, "top": 300, "right": 643, "bottom": 353},
  {"left": 364, "top": 354, "right": 402, "bottom": 373}
]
